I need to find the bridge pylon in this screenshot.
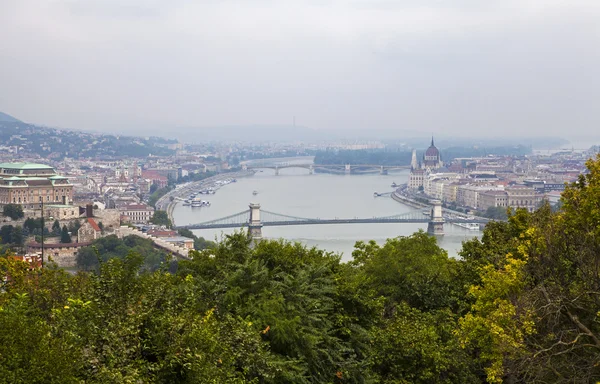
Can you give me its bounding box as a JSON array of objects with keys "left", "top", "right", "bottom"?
[
  {"left": 275, "top": 166, "right": 279, "bottom": 176},
  {"left": 345, "top": 164, "right": 351, "bottom": 174},
  {"left": 309, "top": 165, "right": 314, "bottom": 175},
  {"left": 427, "top": 199, "right": 444, "bottom": 235},
  {"left": 248, "top": 203, "right": 263, "bottom": 240}
]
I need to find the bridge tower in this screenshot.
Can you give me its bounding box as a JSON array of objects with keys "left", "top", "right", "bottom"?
[
  {"left": 380, "top": 166, "right": 388, "bottom": 175},
  {"left": 275, "top": 166, "right": 279, "bottom": 176},
  {"left": 242, "top": 163, "right": 248, "bottom": 171},
  {"left": 248, "top": 203, "right": 263, "bottom": 240},
  {"left": 309, "top": 165, "right": 314, "bottom": 175},
  {"left": 427, "top": 199, "right": 444, "bottom": 235},
  {"left": 345, "top": 164, "right": 351, "bottom": 174}
]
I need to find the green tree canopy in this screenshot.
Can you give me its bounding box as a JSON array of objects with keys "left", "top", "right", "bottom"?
[
  {"left": 2, "top": 204, "right": 24, "bottom": 220},
  {"left": 150, "top": 210, "right": 172, "bottom": 228},
  {"left": 3, "top": 156, "right": 600, "bottom": 383},
  {"left": 52, "top": 219, "right": 61, "bottom": 235},
  {"left": 60, "top": 225, "right": 72, "bottom": 243}
]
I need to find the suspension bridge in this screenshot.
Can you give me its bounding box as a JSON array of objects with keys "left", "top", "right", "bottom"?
[{"left": 175, "top": 201, "right": 491, "bottom": 237}]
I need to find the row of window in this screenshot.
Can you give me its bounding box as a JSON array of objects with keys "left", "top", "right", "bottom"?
[
  {"left": 10, "top": 188, "right": 69, "bottom": 195},
  {"left": 9, "top": 196, "right": 70, "bottom": 203}
]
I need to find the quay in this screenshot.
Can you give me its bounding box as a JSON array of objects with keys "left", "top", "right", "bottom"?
[{"left": 156, "top": 170, "right": 256, "bottom": 226}]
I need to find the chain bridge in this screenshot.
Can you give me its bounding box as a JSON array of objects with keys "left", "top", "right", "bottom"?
[{"left": 176, "top": 201, "right": 491, "bottom": 237}]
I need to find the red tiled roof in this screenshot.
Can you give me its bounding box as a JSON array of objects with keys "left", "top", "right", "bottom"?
[{"left": 88, "top": 217, "right": 101, "bottom": 232}]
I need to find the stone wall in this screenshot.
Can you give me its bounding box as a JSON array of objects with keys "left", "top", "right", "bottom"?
[
  {"left": 118, "top": 226, "right": 190, "bottom": 260},
  {"left": 27, "top": 242, "right": 91, "bottom": 268},
  {"left": 94, "top": 209, "right": 121, "bottom": 230},
  {"left": 46, "top": 205, "right": 80, "bottom": 220}
]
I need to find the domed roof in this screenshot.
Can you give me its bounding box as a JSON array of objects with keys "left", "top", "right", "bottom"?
[
  {"left": 424, "top": 137, "right": 439, "bottom": 157},
  {"left": 425, "top": 145, "right": 439, "bottom": 157}
]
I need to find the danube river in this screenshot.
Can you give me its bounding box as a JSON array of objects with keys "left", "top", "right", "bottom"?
[{"left": 172, "top": 168, "right": 480, "bottom": 261}]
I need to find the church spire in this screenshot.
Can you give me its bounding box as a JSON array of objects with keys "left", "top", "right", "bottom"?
[{"left": 431, "top": 136, "right": 434, "bottom": 147}]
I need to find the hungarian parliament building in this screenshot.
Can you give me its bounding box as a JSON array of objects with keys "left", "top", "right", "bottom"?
[{"left": 408, "top": 138, "right": 444, "bottom": 190}]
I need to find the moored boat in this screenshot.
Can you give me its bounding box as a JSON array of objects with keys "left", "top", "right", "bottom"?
[{"left": 454, "top": 222, "right": 480, "bottom": 230}]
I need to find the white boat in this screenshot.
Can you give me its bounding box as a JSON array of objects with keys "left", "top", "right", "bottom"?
[
  {"left": 191, "top": 199, "right": 211, "bottom": 207},
  {"left": 454, "top": 222, "right": 480, "bottom": 230}
]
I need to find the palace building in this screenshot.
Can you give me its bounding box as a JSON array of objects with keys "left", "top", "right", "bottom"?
[
  {"left": 422, "top": 137, "right": 443, "bottom": 170},
  {"left": 0, "top": 163, "right": 73, "bottom": 209},
  {"left": 408, "top": 137, "right": 444, "bottom": 190}
]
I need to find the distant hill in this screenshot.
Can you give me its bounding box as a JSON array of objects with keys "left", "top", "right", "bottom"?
[
  {"left": 167, "top": 125, "right": 426, "bottom": 143},
  {"left": 0, "top": 111, "right": 21, "bottom": 123}
]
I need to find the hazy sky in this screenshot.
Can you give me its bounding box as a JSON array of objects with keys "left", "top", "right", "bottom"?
[{"left": 0, "top": 0, "right": 599, "bottom": 137}]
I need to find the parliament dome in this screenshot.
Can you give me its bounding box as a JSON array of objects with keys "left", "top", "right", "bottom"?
[{"left": 422, "top": 137, "right": 442, "bottom": 169}]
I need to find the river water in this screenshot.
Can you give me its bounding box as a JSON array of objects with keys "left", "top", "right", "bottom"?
[{"left": 172, "top": 168, "right": 480, "bottom": 262}]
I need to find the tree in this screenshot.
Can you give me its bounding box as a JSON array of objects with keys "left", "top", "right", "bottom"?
[
  {"left": 10, "top": 226, "right": 23, "bottom": 247},
  {"left": 76, "top": 235, "right": 170, "bottom": 271},
  {"left": 177, "top": 228, "right": 216, "bottom": 250},
  {"left": 148, "top": 186, "right": 172, "bottom": 208},
  {"left": 52, "top": 219, "right": 61, "bottom": 236},
  {"left": 177, "top": 232, "right": 371, "bottom": 383},
  {"left": 372, "top": 304, "right": 479, "bottom": 383},
  {"left": 67, "top": 220, "right": 82, "bottom": 234},
  {"left": 456, "top": 155, "right": 600, "bottom": 382},
  {"left": 3, "top": 204, "right": 24, "bottom": 220},
  {"left": 352, "top": 231, "right": 458, "bottom": 312},
  {"left": 0, "top": 225, "right": 13, "bottom": 244},
  {"left": 483, "top": 206, "right": 509, "bottom": 220},
  {"left": 60, "top": 225, "right": 72, "bottom": 243},
  {"left": 150, "top": 210, "right": 172, "bottom": 228},
  {"left": 23, "top": 218, "right": 43, "bottom": 233}
]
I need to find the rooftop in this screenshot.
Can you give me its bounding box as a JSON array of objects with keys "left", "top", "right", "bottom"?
[{"left": 0, "top": 162, "right": 54, "bottom": 170}]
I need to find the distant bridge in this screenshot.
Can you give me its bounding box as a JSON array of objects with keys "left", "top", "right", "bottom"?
[
  {"left": 241, "top": 162, "right": 410, "bottom": 175},
  {"left": 176, "top": 201, "right": 491, "bottom": 237}
]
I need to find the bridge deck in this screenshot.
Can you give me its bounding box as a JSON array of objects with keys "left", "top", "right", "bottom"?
[{"left": 180, "top": 218, "right": 489, "bottom": 230}]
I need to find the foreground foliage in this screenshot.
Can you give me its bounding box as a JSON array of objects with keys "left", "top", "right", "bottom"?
[{"left": 2, "top": 155, "right": 600, "bottom": 383}]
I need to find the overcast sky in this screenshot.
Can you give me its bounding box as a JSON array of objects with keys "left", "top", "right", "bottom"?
[{"left": 0, "top": 0, "right": 599, "bottom": 137}]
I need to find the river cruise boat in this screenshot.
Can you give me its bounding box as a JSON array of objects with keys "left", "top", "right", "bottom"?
[
  {"left": 454, "top": 222, "right": 480, "bottom": 230},
  {"left": 191, "top": 199, "right": 211, "bottom": 207}
]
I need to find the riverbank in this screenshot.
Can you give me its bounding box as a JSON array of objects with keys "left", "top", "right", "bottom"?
[
  {"left": 157, "top": 170, "right": 256, "bottom": 226},
  {"left": 391, "top": 191, "right": 430, "bottom": 209}
]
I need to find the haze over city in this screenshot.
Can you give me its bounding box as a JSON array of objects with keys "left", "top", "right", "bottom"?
[{"left": 1, "top": 0, "right": 599, "bottom": 140}]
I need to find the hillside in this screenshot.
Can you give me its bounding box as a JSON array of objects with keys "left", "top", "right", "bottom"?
[
  {"left": 0, "top": 121, "right": 176, "bottom": 160},
  {"left": 0, "top": 111, "right": 21, "bottom": 123}
]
